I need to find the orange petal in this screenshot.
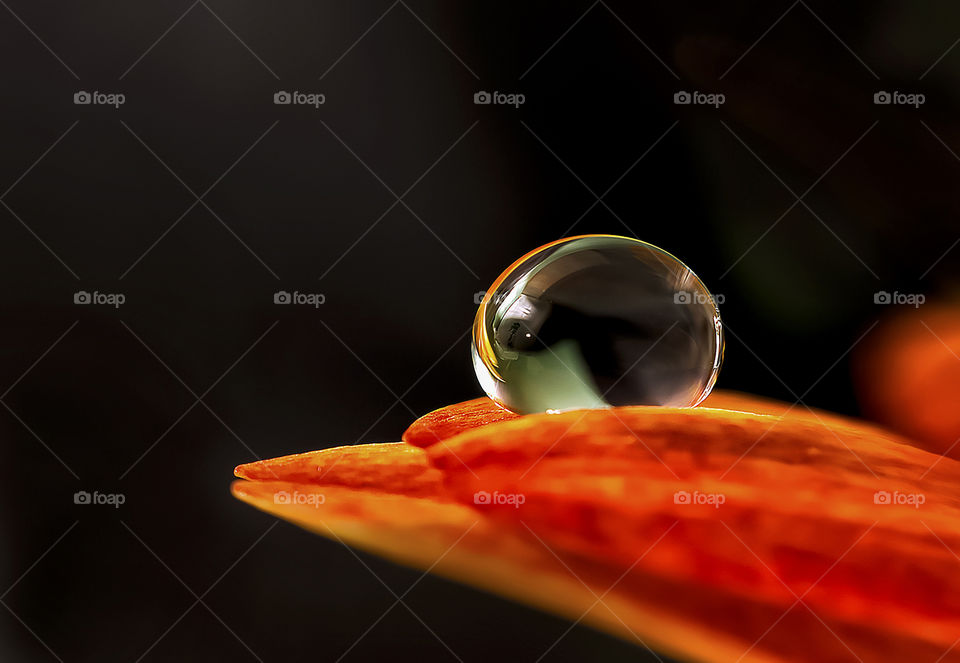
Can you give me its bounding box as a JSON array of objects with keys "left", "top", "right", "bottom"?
[
  {"left": 235, "top": 441, "right": 442, "bottom": 496},
  {"left": 234, "top": 403, "right": 960, "bottom": 662},
  {"left": 402, "top": 397, "right": 518, "bottom": 447}
]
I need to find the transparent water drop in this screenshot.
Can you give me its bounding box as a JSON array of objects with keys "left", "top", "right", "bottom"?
[{"left": 472, "top": 235, "right": 723, "bottom": 414}]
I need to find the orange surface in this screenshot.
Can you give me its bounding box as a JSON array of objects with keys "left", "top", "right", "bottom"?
[{"left": 234, "top": 394, "right": 960, "bottom": 663}]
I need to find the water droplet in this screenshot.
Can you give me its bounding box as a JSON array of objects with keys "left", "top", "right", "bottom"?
[{"left": 472, "top": 235, "right": 723, "bottom": 414}]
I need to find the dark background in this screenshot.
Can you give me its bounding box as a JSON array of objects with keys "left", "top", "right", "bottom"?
[{"left": 2, "top": 1, "right": 958, "bottom": 661}]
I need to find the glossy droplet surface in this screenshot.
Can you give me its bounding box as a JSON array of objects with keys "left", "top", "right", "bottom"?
[{"left": 472, "top": 235, "right": 723, "bottom": 414}]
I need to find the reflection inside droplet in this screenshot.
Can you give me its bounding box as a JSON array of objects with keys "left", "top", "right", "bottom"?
[{"left": 472, "top": 235, "right": 724, "bottom": 414}]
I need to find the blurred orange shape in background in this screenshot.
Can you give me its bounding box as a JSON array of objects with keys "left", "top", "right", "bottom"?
[{"left": 856, "top": 304, "right": 960, "bottom": 458}]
